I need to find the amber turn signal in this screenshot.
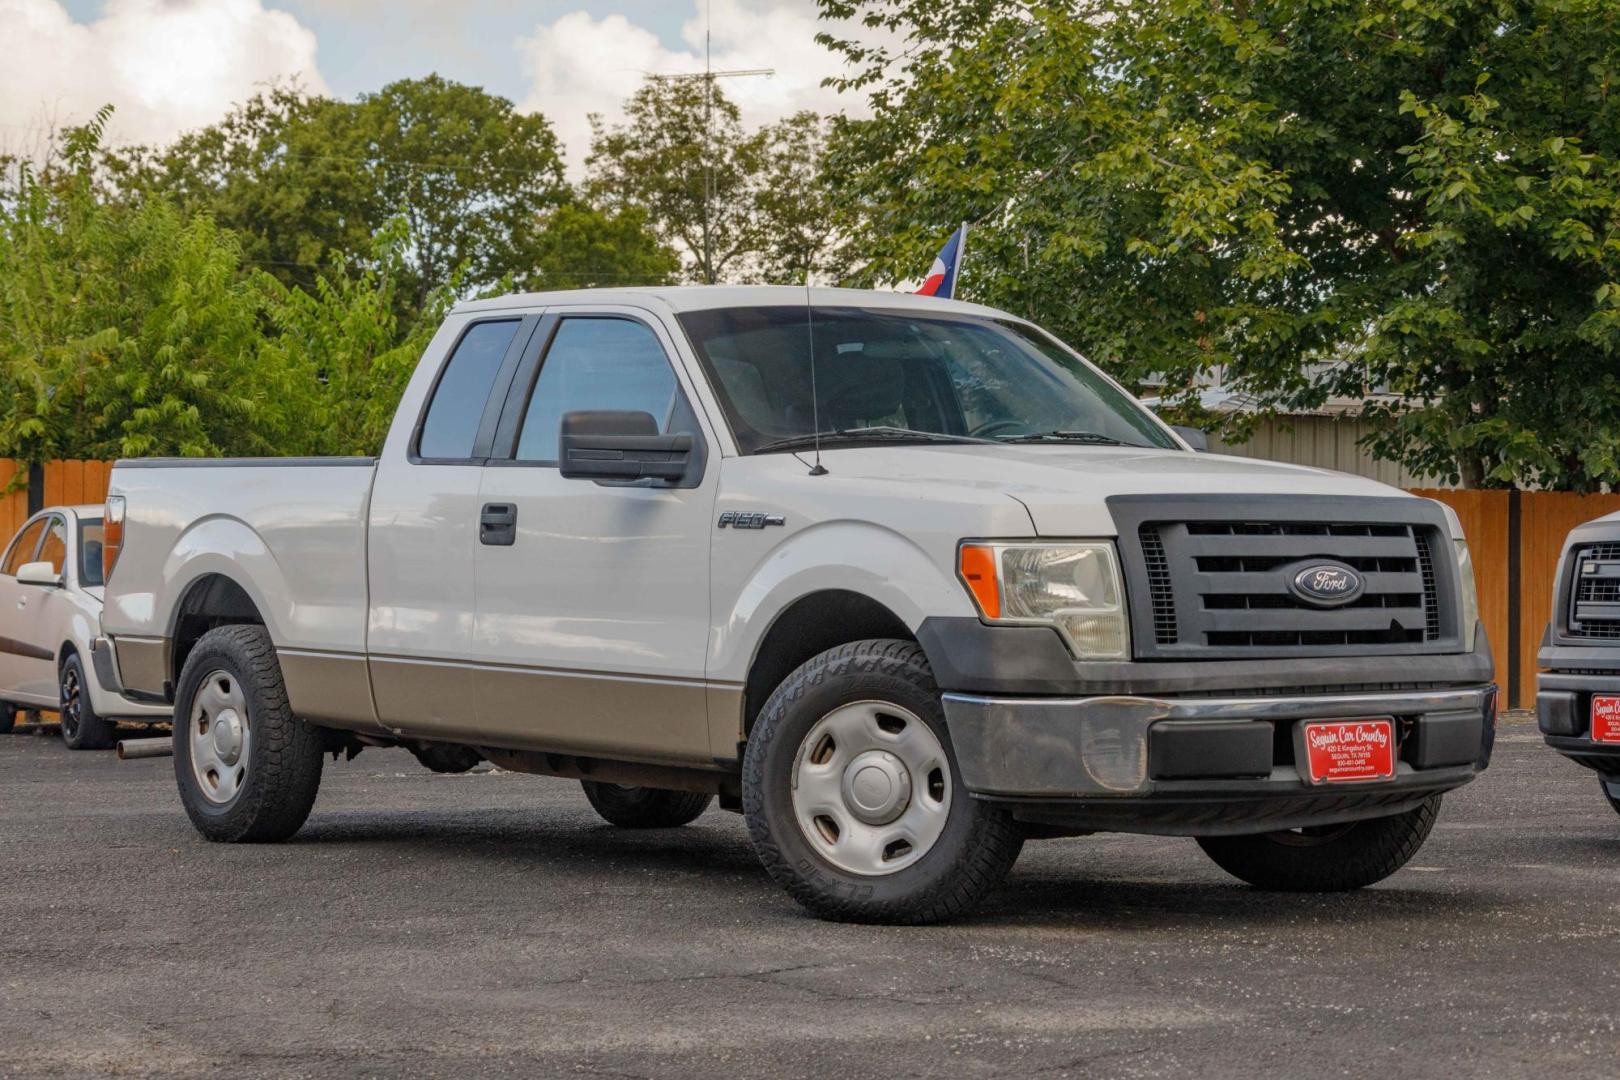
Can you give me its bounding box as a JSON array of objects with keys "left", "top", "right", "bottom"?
[{"left": 958, "top": 544, "right": 1001, "bottom": 620}]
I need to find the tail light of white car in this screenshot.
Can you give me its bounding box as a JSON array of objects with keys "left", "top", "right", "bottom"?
[{"left": 103, "top": 495, "right": 126, "bottom": 582}]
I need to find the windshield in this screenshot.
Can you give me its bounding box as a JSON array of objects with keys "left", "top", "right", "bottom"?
[
  {"left": 676, "top": 306, "right": 1177, "bottom": 454},
  {"left": 78, "top": 519, "right": 104, "bottom": 587}
]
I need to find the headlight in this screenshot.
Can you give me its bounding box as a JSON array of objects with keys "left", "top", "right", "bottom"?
[
  {"left": 1454, "top": 538, "right": 1479, "bottom": 644},
  {"left": 958, "top": 541, "right": 1130, "bottom": 659}
]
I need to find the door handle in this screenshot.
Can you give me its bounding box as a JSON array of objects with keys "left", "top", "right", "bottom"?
[{"left": 479, "top": 503, "right": 517, "bottom": 546}]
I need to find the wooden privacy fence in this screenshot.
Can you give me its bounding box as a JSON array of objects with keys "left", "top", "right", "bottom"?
[{"left": 3, "top": 462, "right": 1615, "bottom": 709}]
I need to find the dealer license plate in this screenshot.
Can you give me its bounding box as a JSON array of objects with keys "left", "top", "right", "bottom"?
[
  {"left": 1592, "top": 696, "right": 1620, "bottom": 744},
  {"left": 1298, "top": 719, "right": 1397, "bottom": 784}
]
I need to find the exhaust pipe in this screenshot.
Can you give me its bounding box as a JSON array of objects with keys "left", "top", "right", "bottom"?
[{"left": 117, "top": 737, "right": 172, "bottom": 760}]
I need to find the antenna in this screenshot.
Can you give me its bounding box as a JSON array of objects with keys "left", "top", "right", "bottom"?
[{"left": 805, "top": 275, "right": 827, "bottom": 476}]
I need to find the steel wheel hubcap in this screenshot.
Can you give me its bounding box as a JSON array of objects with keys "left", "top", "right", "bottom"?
[
  {"left": 791, "top": 701, "right": 951, "bottom": 877},
  {"left": 191, "top": 671, "right": 251, "bottom": 805}
]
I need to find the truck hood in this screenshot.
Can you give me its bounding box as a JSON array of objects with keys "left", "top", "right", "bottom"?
[{"left": 793, "top": 444, "right": 1414, "bottom": 536}]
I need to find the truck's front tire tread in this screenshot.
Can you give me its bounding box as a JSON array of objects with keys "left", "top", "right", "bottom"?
[
  {"left": 174, "top": 625, "right": 324, "bottom": 843},
  {"left": 1196, "top": 795, "right": 1442, "bottom": 892},
  {"left": 743, "top": 639, "right": 1023, "bottom": 925}
]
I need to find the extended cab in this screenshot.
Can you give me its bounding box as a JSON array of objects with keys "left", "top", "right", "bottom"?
[
  {"left": 1537, "top": 512, "right": 1620, "bottom": 814},
  {"left": 96, "top": 287, "right": 1496, "bottom": 923}
]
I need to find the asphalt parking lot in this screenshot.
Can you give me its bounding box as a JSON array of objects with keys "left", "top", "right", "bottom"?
[{"left": 2, "top": 718, "right": 1617, "bottom": 1079}]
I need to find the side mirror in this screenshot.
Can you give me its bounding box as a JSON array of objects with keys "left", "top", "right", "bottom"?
[
  {"left": 16, "top": 561, "right": 62, "bottom": 587},
  {"left": 559, "top": 410, "right": 693, "bottom": 484},
  {"left": 1170, "top": 425, "right": 1210, "bottom": 452}
]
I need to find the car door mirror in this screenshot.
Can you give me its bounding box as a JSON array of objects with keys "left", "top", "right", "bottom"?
[
  {"left": 1170, "top": 424, "right": 1210, "bottom": 452},
  {"left": 559, "top": 410, "right": 694, "bottom": 484},
  {"left": 16, "top": 561, "right": 62, "bottom": 587}
]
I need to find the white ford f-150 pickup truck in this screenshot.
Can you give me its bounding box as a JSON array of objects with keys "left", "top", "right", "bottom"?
[{"left": 94, "top": 286, "right": 1496, "bottom": 923}]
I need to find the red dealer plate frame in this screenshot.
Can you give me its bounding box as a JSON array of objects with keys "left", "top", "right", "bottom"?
[
  {"left": 1592, "top": 696, "right": 1620, "bottom": 744},
  {"left": 1296, "top": 718, "right": 1397, "bottom": 785}
]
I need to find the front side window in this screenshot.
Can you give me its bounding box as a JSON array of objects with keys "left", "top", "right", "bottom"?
[
  {"left": 417, "top": 319, "right": 523, "bottom": 460},
  {"left": 36, "top": 516, "right": 67, "bottom": 574},
  {"left": 514, "top": 318, "right": 680, "bottom": 463},
  {"left": 2, "top": 519, "right": 46, "bottom": 575},
  {"left": 677, "top": 306, "right": 1177, "bottom": 454},
  {"left": 79, "top": 519, "right": 105, "bottom": 587}
]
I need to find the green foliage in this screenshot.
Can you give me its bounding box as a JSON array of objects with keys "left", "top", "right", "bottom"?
[
  {"left": 526, "top": 202, "right": 680, "bottom": 290},
  {"left": 0, "top": 115, "right": 447, "bottom": 465},
  {"left": 820, "top": 0, "right": 1620, "bottom": 490},
  {"left": 588, "top": 80, "right": 850, "bottom": 284},
  {"left": 108, "top": 77, "right": 570, "bottom": 315}
]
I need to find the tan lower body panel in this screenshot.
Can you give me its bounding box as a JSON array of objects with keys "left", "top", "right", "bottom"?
[
  {"left": 706, "top": 683, "right": 746, "bottom": 762},
  {"left": 368, "top": 655, "right": 484, "bottom": 743},
  {"left": 111, "top": 636, "right": 168, "bottom": 698},
  {"left": 473, "top": 662, "right": 714, "bottom": 764},
  {"left": 278, "top": 649, "right": 383, "bottom": 734}
]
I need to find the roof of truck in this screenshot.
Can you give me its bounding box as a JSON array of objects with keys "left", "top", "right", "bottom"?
[{"left": 451, "top": 285, "right": 1010, "bottom": 319}]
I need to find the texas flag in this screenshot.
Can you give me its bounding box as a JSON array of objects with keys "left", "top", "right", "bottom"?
[{"left": 915, "top": 224, "right": 967, "bottom": 299}]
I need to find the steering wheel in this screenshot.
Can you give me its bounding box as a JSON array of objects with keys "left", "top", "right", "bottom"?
[{"left": 969, "top": 418, "right": 1032, "bottom": 439}]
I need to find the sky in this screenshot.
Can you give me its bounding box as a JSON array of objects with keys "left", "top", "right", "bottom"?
[{"left": 2, "top": 0, "right": 882, "bottom": 176}]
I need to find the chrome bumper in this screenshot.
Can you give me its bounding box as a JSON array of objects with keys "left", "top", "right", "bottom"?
[{"left": 943, "top": 685, "right": 1495, "bottom": 799}]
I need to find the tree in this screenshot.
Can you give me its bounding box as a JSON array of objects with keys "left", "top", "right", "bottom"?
[
  {"left": 526, "top": 202, "right": 680, "bottom": 291},
  {"left": 818, "top": 0, "right": 1620, "bottom": 490},
  {"left": 588, "top": 77, "right": 766, "bottom": 284},
  {"left": 0, "top": 111, "right": 285, "bottom": 466},
  {"left": 110, "top": 77, "right": 570, "bottom": 314},
  {"left": 587, "top": 80, "right": 849, "bottom": 284}
]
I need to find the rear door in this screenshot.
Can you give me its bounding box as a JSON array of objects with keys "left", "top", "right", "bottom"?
[
  {"left": 366, "top": 314, "right": 541, "bottom": 740},
  {"left": 0, "top": 517, "right": 49, "bottom": 702},
  {"left": 472, "top": 308, "right": 719, "bottom": 761}
]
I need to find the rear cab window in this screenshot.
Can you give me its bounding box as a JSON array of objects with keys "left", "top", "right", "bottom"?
[{"left": 415, "top": 319, "right": 526, "bottom": 461}]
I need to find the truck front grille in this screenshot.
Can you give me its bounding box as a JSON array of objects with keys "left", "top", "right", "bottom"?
[
  {"left": 1569, "top": 543, "right": 1620, "bottom": 639},
  {"left": 1111, "top": 496, "right": 1460, "bottom": 662}
]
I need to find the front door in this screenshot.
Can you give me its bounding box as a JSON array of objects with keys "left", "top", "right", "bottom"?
[{"left": 473, "top": 310, "right": 718, "bottom": 762}]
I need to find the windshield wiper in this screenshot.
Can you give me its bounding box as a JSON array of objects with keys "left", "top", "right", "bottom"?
[
  {"left": 997, "top": 430, "right": 1142, "bottom": 447},
  {"left": 754, "top": 426, "right": 993, "bottom": 454}
]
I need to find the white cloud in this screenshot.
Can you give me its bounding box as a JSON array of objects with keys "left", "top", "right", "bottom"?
[
  {"left": 516, "top": 0, "right": 883, "bottom": 178},
  {"left": 0, "top": 0, "right": 327, "bottom": 152}
]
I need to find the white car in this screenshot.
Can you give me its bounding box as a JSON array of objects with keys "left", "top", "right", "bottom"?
[{"left": 0, "top": 506, "right": 169, "bottom": 748}]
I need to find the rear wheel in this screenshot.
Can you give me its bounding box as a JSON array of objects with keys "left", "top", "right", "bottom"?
[
  {"left": 743, "top": 639, "right": 1023, "bottom": 924},
  {"left": 581, "top": 782, "right": 712, "bottom": 828},
  {"left": 59, "top": 653, "right": 117, "bottom": 750},
  {"left": 173, "top": 625, "right": 324, "bottom": 842},
  {"left": 1197, "top": 795, "right": 1442, "bottom": 891},
  {"left": 0, "top": 704, "right": 14, "bottom": 734}
]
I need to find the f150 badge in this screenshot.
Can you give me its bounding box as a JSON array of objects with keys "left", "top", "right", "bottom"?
[
  {"left": 1289, "top": 563, "right": 1364, "bottom": 607},
  {"left": 718, "top": 511, "right": 785, "bottom": 530}
]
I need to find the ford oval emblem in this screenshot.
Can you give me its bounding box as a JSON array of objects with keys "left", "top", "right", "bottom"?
[{"left": 1290, "top": 563, "right": 1364, "bottom": 607}]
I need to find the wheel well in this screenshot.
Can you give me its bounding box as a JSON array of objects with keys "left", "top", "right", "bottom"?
[
  {"left": 58, "top": 642, "right": 77, "bottom": 671},
  {"left": 742, "top": 590, "right": 913, "bottom": 737},
  {"left": 171, "top": 575, "right": 264, "bottom": 684}
]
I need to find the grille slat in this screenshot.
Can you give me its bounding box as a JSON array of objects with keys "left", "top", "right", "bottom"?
[
  {"left": 1413, "top": 531, "right": 1443, "bottom": 640},
  {"left": 1141, "top": 526, "right": 1178, "bottom": 645}
]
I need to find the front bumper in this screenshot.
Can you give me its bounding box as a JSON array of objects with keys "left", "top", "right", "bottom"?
[
  {"left": 1537, "top": 667, "right": 1620, "bottom": 774},
  {"left": 942, "top": 685, "right": 1495, "bottom": 836}
]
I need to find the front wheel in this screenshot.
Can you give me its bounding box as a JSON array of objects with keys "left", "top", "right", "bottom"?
[
  {"left": 743, "top": 639, "right": 1023, "bottom": 924},
  {"left": 1197, "top": 795, "right": 1442, "bottom": 891},
  {"left": 60, "top": 653, "right": 117, "bottom": 750},
  {"left": 173, "top": 625, "right": 324, "bottom": 843},
  {"left": 581, "top": 782, "right": 712, "bottom": 828},
  {"left": 1600, "top": 777, "right": 1620, "bottom": 818}
]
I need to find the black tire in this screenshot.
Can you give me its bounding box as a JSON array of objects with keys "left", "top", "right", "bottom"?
[
  {"left": 742, "top": 639, "right": 1024, "bottom": 924},
  {"left": 59, "top": 652, "right": 117, "bottom": 750},
  {"left": 1600, "top": 777, "right": 1620, "bottom": 818},
  {"left": 581, "top": 781, "right": 712, "bottom": 827},
  {"left": 1197, "top": 795, "right": 1442, "bottom": 891},
  {"left": 173, "top": 625, "right": 324, "bottom": 843},
  {"left": 410, "top": 742, "right": 483, "bottom": 774},
  {"left": 0, "top": 704, "right": 14, "bottom": 734}
]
